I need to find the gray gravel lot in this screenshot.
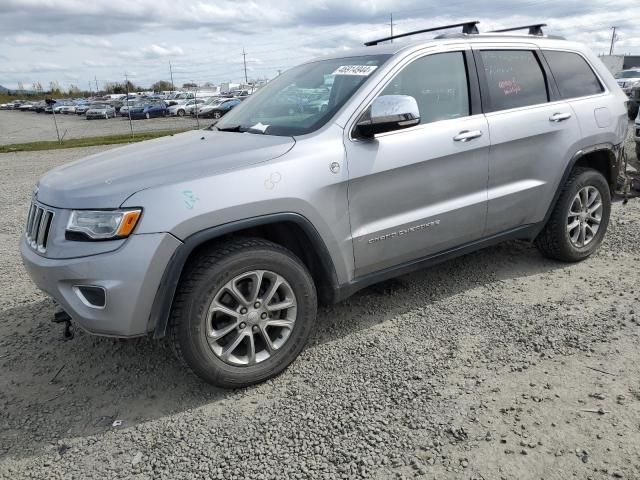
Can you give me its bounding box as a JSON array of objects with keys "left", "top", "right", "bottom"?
[
  {"left": 0, "top": 131, "right": 638, "bottom": 479},
  {"left": 0, "top": 110, "right": 202, "bottom": 145}
]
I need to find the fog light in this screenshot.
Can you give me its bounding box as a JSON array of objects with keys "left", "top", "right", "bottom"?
[{"left": 73, "top": 285, "right": 106, "bottom": 309}]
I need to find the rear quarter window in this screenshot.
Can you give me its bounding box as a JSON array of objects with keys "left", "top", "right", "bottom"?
[
  {"left": 478, "top": 50, "right": 549, "bottom": 112},
  {"left": 543, "top": 50, "right": 604, "bottom": 99}
]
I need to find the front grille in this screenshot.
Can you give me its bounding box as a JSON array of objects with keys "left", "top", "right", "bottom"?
[{"left": 25, "top": 202, "right": 54, "bottom": 253}]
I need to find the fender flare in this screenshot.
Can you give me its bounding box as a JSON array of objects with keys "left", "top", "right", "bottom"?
[
  {"left": 532, "top": 142, "right": 621, "bottom": 238},
  {"left": 149, "top": 212, "right": 340, "bottom": 338}
]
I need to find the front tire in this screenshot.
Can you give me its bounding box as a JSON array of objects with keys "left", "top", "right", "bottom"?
[
  {"left": 535, "top": 168, "right": 611, "bottom": 262},
  {"left": 169, "top": 238, "right": 317, "bottom": 388}
]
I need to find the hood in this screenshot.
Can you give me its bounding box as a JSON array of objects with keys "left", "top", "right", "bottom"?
[{"left": 36, "top": 129, "right": 295, "bottom": 208}]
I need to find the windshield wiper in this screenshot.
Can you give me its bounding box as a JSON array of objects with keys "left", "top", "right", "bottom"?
[{"left": 215, "top": 125, "right": 242, "bottom": 132}]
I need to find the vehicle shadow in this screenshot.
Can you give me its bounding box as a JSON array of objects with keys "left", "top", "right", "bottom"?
[{"left": 0, "top": 240, "right": 567, "bottom": 459}]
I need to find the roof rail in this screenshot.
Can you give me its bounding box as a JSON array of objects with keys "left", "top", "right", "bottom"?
[
  {"left": 364, "top": 21, "right": 479, "bottom": 46},
  {"left": 490, "top": 23, "right": 547, "bottom": 36}
]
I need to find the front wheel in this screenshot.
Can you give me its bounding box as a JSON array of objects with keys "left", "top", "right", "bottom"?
[
  {"left": 169, "top": 238, "right": 317, "bottom": 388},
  {"left": 145, "top": 112, "right": 150, "bottom": 119},
  {"left": 213, "top": 111, "right": 221, "bottom": 119},
  {"left": 177, "top": 109, "right": 185, "bottom": 117},
  {"left": 535, "top": 168, "right": 611, "bottom": 262}
]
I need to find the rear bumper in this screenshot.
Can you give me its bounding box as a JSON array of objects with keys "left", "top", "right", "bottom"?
[{"left": 21, "top": 232, "right": 182, "bottom": 337}]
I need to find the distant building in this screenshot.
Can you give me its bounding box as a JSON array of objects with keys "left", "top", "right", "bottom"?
[{"left": 599, "top": 55, "right": 640, "bottom": 74}]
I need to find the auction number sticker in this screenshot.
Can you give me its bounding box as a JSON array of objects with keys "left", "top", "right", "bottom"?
[{"left": 332, "top": 65, "right": 378, "bottom": 76}]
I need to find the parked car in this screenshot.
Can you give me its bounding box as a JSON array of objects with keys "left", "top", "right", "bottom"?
[
  {"left": 29, "top": 101, "right": 45, "bottom": 113},
  {"left": 52, "top": 102, "right": 73, "bottom": 114},
  {"left": 168, "top": 99, "right": 206, "bottom": 117},
  {"left": 75, "top": 103, "right": 92, "bottom": 115},
  {"left": 129, "top": 101, "right": 168, "bottom": 119},
  {"left": 200, "top": 98, "right": 242, "bottom": 119},
  {"left": 18, "top": 102, "right": 35, "bottom": 111},
  {"left": 59, "top": 104, "right": 77, "bottom": 114},
  {"left": 614, "top": 69, "right": 640, "bottom": 96},
  {"left": 119, "top": 101, "right": 143, "bottom": 117},
  {"left": 166, "top": 92, "right": 195, "bottom": 106},
  {"left": 85, "top": 104, "right": 116, "bottom": 119},
  {"left": 627, "top": 83, "right": 640, "bottom": 120},
  {"left": 21, "top": 24, "right": 629, "bottom": 388}
]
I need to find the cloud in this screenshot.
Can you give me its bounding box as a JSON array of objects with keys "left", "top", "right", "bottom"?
[
  {"left": 141, "top": 44, "right": 184, "bottom": 58},
  {"left": 78, "top": 37, "right": 113, "bottom": 48},
  {"left": 6, "top": 33, "right": 57, "bottom": 47}
]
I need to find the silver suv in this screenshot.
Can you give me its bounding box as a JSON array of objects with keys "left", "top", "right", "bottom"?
[{"left": 21, "top": 23, "right": 628, "bottom": 387}]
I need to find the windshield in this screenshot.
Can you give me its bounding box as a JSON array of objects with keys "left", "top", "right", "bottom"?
[
  {"left": 615, "top": 71, "right": 640, "bottom": 79},
  {"left": 215, "top": 54, "right": 391, "bottom": 136}
]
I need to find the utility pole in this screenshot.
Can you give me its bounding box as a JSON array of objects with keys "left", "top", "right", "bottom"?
[
  {"left": 389, "top": 13, "right": 394, "bottom": 42},
  {"left": 242, "top": 48, "right": 248, "bottom": 84},
  {"left": 125, "top": 73, "right": 134, "bottom": 139},
  {"left": 193, "top": 80, "right": 200, "bottom": 129},
  {"left": 94, "top": 76, "right": 99, "bottom": 93},
  {"left": 169, "top": 61, "right": 175, "bottom": 92},
  {"left": 609, "top": 26, "right": 617, "bottom": 55},
  {"left": 88, "top": 81, "right": 91, "bottom": 97}
]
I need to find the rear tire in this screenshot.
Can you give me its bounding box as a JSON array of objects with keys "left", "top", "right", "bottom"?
[
  {"left": 169, "top": 238, "right": 317, "bottom": 388},
  {"left": 535, "top": 168, "right": 610, "bottom": 262}
]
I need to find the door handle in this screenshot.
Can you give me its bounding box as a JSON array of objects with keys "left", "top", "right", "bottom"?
[
  {"left": 453, "top": 130, "right": 483, "bottom": 142},
  {"left": 549, "top": 112, "right": 572, "bottom": 122}
]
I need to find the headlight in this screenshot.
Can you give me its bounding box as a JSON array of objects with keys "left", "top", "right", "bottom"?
[{"left": 66, "top": 209, "right": 142, "bottom": 240}]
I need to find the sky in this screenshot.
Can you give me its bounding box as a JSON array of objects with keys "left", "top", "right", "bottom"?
[{"left": 1, "top": 0, "right": 639, "bottom": 91}]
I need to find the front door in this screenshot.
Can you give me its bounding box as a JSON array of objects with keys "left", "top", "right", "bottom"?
[{"left": 345, "top": 49, "right": 490, "bottom": 277}]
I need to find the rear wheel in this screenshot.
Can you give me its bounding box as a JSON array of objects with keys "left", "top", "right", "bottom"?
[
  {"left": 169, "top": 238, "right": 317, "bottom": 388},
  {"left": 536, "top": 168, "right": 610, "bottom": 262}
]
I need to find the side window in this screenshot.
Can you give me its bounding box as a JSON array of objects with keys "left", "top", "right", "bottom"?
[
  {"left": 479, "top": 50, "right": 548, "bottom": 111},
  {"left": 380, "top": 52, "right": 470, "bottom": 125},
  {"left": 543, "top": 50, "right": 604, "bottom": 99}
]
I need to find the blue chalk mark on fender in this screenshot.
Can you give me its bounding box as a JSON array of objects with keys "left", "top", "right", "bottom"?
[{"left": 182, "top": 190, "right": 199, "bottom": 209}]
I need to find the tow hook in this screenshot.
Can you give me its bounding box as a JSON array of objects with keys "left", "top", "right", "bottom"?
[{"left": 53, "top": 305, "right": 74, "bottom": 340}]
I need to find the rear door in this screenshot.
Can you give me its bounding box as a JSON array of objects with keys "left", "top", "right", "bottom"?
[
  {"left": 474, "top": 46, "right": 581, "bottom": 235},
  {"left": 345, "top": 47, "right": 490, "bottom": 277}
]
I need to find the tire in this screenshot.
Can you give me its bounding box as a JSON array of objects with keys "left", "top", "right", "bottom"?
[
  {"left": 628, "top": 103, "right": 639, "bottom": 120},
  {"left": 635, "top": 144, "right": 640, "bottom": 164},
  {"left": 213, "top": 111, "right": 221, "bottom": 119},
  {"left": 145, "top": 112, "right": 150, "bottom": 119},
  {"left": 169, "top": 238, "right": 317, "bottom": 388},
  {"left": 177, "top": 109, "right": 185, "bottom": 117},
  {"left": 535, "top": 168, "right": 611, "bottom": 262}
]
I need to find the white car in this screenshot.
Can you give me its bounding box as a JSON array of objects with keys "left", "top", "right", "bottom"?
[
  {"left": 168, "top": 99, "right": 206, "bottom": 117},
  {"left": 59, "top": 104, "right": 77, "bottom": 114},
  {"left": 614, "top": 69, "right": 640, "bottom": 95}
]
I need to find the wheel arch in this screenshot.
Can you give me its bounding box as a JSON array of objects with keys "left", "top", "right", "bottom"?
[
  {"left": 149, "top": 213, "right": 340, "bottom": 338},
  {"left": 531, "top": 143, "right": 621, "bottom": 239}
]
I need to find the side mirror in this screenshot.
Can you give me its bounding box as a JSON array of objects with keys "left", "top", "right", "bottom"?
[{"left": 355, "top": 95, "right": 420, "bottom": 138}]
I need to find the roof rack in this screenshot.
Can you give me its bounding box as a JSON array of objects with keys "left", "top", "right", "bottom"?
[
  {"left": 364, "top": 21, "right": 479, "bottom": 46},
  {"left": 490, "top": 23, "right": 547, "bottom": 36}
]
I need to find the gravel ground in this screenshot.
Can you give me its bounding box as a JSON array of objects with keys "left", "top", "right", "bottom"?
[
  {"left": 0, "top": 110, "right": 201, "bottom": 145},
  {"left": 0, "top": 129, "right": 638, "bottom": 479}
]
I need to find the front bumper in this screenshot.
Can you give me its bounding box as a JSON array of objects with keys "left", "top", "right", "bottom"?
[{"left": 21, "top": 232, "right": 182, "bottom": 337}]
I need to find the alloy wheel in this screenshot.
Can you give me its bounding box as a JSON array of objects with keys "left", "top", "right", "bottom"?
[
  {"left": 205, "top": 270, "right": 297, "bottom": 366},
  {"left": 567, "top": 185, "right": 602, "bottom": 247}
]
